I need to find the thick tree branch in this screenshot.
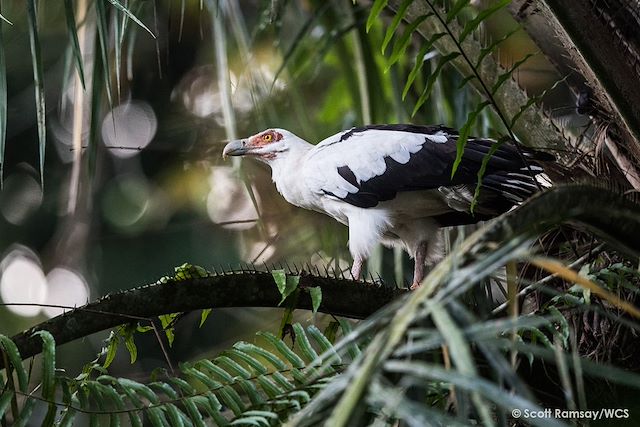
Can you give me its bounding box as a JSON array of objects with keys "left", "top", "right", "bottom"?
[{"left": 2, "top": 273, "right": 406, "bottom": 368}]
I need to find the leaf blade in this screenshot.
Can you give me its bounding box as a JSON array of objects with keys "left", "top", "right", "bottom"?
[
  {"left": 366, "top": 0, "right": 388, "bottom": 33},
  {"left": 459, "top": 0, "right": 511, "bottom": 43},
  {"left": 381, "top": 0, "right": 412, "bottom": 53},
  {"left": 27, "top": 0, "right": 46, "bottom": 188},
  {"left": 63, "top": 0, "right": 85, "bottom": 89},
  {"left": 310, "top": 286, "right": 322, "bottom": 314},
  {"left": 0, "top": 7, "right": 6, "bottom": 187},
  {"left": 105, "top": 0, "right": 156, "bottom": 38},
  {"left": 411, "top": 52, "right": 460, "bottom": 116},
  {"left": 450, "top": 100, "right": 490, "bottom": 177},
  {"left": 387, "top": 14, "right": 431, "bottom": 69}
]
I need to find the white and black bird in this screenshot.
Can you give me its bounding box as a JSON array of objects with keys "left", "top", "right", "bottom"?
[{"left": 223, "top": 124, "right": 552, "bottom": 289}]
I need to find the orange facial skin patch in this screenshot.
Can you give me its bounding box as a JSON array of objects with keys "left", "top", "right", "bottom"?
[{"left": 250, "top": 130, "right": 283, "bottom": 146}]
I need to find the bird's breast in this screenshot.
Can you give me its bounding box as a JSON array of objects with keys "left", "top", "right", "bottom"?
[{"left": 274, "top": 176, "right": 322, "bottom": 212}]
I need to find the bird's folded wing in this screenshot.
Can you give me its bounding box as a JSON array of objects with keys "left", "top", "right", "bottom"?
[{"left": 302, "top": 125, "right": 543, "bottom": 209}]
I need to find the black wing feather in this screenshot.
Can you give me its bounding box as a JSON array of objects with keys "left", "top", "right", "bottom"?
[{"left": 330, "top": 125, "right": 551, "bottom": 212}]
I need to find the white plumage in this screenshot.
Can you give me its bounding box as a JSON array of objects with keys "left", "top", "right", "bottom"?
[{"left": 223, "top": 125, "right": 551, "bottom": 288}]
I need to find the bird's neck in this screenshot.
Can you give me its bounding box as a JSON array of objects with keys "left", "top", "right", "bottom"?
[{"left": 269, "top": 140, "right": 315, "bottom": 209}]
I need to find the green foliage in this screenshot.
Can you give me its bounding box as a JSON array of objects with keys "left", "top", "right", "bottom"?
[
  {"left": 2, "top": 185, "right": 640, "bottom": 425},
  {"left": 387, "top": 14, "right": 431, "bottom": 69},
  {"left": 402, "top": 34, "right": 444, "bottom": 99},
  {"left": 367, "top": 0, "right": 388, "bottom": 33},
  {"left": 411, "top": 51, "right": 460, "bottom": 116},
  {"left": 155, "top": 263, "right": 215, "bottom": 344},
  {"left": 103, "top": 324, "right": 141, "bottom": 367},
  {"left": 105, "top": 0, "right": 155, "bottom": 38},
  {"left": 2, "top": 1, "right": 640, "bottom": 426},
  {"left": 63, "top": 0, "right": 85, "bottom": 89},
  {"left": 0, "top": 6, "right": 6, "bottom": 188},
  {"left": 1, "top": 0, "right": 153, "bottom": 189},
  {"left": 26, "top": 0, "right": 46, "bottom": 188},
  {"left": 374, "top": 0, "right": 548, "bottom": 207},
  {"left": 200, "top": 309, "right": 213, "bottom": 327},
  {"left": 309, "top": 287, "right": 322, "bottom": 314},
  {"left": 458, "top": 0, "right": 510, "bottom": 43},
  {"left": 381, "top": 0, "right": 413, "bottom": 53},
  {"left": 0, "top": 324, "right": 353, "bottom": 426},
  {"left": 272, "top": 270, "right": 300, "bottom": 305}
]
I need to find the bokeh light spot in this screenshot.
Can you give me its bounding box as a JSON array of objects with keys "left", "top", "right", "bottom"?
[
  {"left": 0, "top": 251, "right": 47, "bottom": 317},
  {"left": 207, "top": 166, "right": 260, "bottom": 230},
  {"left": 102, "top": 175, "right": 152, "bottom": 231},
  {"left": 101, "top": 100, "right": 157, "bottom": 158},
  {"left": 44, "top": 268, "right": 89, "bottom": 318},
  {"left": 0, "top": 171, "right": 42, "bottom": 225}
]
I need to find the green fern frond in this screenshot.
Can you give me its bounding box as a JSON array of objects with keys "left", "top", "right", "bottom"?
[
  {"left": 475, "top": 26, "right": 520, "bottom": 70},
  {"left": 1, "top": 324, "right": 350, "bottom": 426},
  {"left": 491, "top": 52, "right": 537, "bottom": 95}
]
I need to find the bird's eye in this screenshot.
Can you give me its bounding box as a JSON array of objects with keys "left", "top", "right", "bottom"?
[{"left": 263, "top": 134, "right": 273, "bottom": 142}]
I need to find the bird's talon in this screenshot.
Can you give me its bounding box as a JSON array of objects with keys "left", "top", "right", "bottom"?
[{"left": 410, "top": 282, "right": 421, "bottom": 290}]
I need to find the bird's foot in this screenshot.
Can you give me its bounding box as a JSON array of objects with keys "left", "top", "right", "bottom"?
[{"left": 410, "top": 282, "right": 421, "bottom": 290}]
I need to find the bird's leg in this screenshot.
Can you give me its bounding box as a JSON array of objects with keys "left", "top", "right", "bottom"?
[
  {"left": 410, "top": 241, "right": 428, "bottom": 290},
  {"left": 351, "top": 256, "right": 363, "bottom": 281}
]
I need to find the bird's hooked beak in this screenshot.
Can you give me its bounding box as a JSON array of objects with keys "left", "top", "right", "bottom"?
[{"left": 222, "top": 139, "right": 249, "bottom": 158}]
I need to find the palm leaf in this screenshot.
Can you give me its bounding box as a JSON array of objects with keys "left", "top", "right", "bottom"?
[
  {"left": 387, "top": 13, "right": 431, "bottom": 69},
  {"left": 63, "top": 0, "right": 85, "bottom": 89},
  {"left": 105, "top": 0, "right": 155, "bottom": 38},
  {"left": 367, "top": 0, "right": 388, "bottom": 33},
  {"left": 26, "top": 0, "right": 46, "bottom": 188},
  {"left": 87, "top": 31, "right": 105, "bottom": 178},
  {"left": 411, "top": 52, "right": 461, "bottom": 116},
  {"left": 402, "top": 33, "right": 445, "bottom": 99},
  {"left": 0, "top": 4, "right": 6, "bottom": 188},
  {"left": 95, "top": 0, "right": 113, "bottom": 109},
  {"left": 458, "top": 0, "right": 510, "bottom": 43},
  {"left": 381, "top": 0, "right": 412, "bottom": 53},
  {"left": 491, "top": 52, "right": 536, "bottom": 95}
]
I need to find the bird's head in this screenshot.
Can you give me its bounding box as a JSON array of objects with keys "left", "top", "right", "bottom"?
[{"left": 222, "top": 128, "right": 303, "bottom": 164}]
